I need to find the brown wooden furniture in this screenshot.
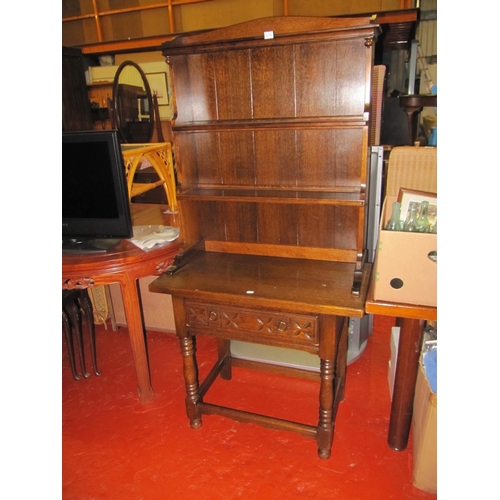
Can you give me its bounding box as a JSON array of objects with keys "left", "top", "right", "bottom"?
[
  {"left": 62, "top": 47, "right": 94, "bottom": 132},
  {"left": 115, "top": 83, "right": 150, "bottom": 142},
  {"left": 150, "top": 16, "right": 380, "bottom": 457},
  {"left": 88, "top": 82, "right": 113, "bottom": 130},
  {"left": 365, "top": 275, "right": 437, "bottom": 451},
  {"left": 62, "top": 288, "right": 98, "bottom": 380},
  {"left": 399, "top": 94, "right": 437, "bottom": 145},
  {"left": 368, "top": 143, "right": 437, "bottom": 451},
  {"left": 62, "top": 204, "right": 181, "bottom": 404}
]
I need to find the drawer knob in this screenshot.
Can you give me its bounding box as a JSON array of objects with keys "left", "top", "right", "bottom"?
[
  {"left": 209, "top": 310, "right": 218, "bottom": 321},
  {"left": 277, "top": 321, "right": 287, "bottom": 332}
]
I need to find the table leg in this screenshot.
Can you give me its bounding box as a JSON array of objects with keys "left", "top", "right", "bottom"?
[
  {"left": 217, "top": 338, "right": 232, "bottom": 380},
  {"left": 172, "top": 295, "right": 202, "bottom": 428},
  {"left": 66, "top": 297, "right": 90, "bottom": 379},
  {"left": 80, "top": 290, "right": 101, "bottom": 376},
  {"left": 389, "top": 317, "right": 425, "bottom": 450},
  {"left": 316, "top": 315, "right": 340, "bottom": 459},
  {"left": 179, "top": 335, "right": 202, "bottom": 428},
  {"left": 402, "top": 106, "right": 422, "bottom": 145},
  {"left": 62, "top": 308, "right": 82, "bottom": 381},
  {"left": 317, "top": 357, "right": 334, "bottom": 459},
  {"left": 121, "top": 275, "right": 154, "bottom": 404},
  {"left": 335, "top": 318, "right": 349, "bottom": 403}
]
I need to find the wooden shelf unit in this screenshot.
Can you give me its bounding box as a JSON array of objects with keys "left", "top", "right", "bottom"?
[
  {"left": 152, "top": 17, "right": 381, "bottom": 459},
  {"left": 163, "top": 16, "right": 380, "bottom": 279}
]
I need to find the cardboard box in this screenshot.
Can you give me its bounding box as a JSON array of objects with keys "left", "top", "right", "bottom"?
[
  {"left": 412, "top": 349, "right": 437, "bottom": 493},
  {"left": 373, "top": 196, "right": 437, "bottom": 307}
]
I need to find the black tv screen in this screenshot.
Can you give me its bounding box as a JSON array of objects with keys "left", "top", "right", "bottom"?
[{"left": 62, "top": 130, "right": 133, "bottom": 253}]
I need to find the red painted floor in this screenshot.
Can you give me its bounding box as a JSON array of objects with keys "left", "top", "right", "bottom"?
[{"left": 62, "top": 315, "right": 437, "bottom": 499}]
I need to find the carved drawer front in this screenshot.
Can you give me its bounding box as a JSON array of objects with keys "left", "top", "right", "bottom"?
[{"left": 185, "top": 301, "right": 318, "bottom": 348}]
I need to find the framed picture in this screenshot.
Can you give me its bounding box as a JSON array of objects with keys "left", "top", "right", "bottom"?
[
  {"left": 397, "top": 188, "right": 437, "bottom": 228},
  {"left": 145, "top": 72, "right": 169, "bottom": 105}
]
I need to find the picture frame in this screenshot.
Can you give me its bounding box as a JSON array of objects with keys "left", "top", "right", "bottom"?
[{"left": 397, "top": 188, "right": 437, "bottom": 228}]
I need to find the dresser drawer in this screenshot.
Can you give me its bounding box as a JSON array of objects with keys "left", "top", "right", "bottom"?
[{"left": 185, "top": 300, "right": 318, "bottom": 351}]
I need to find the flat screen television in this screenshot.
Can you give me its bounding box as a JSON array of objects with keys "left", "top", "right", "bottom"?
[{"left": 62, "top": 130, "right": 133, "bottom": 253}]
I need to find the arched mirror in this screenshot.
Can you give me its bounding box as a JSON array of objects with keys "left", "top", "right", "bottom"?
[{"left": 112, "top": 61, "right": 154, "bottom": 143}]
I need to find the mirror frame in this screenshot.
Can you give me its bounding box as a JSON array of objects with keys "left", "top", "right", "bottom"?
[{"left": 112, "top": 60, "right": 154, "bottom": 143}]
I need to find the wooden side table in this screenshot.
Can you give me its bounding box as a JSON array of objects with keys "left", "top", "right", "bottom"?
[
  {"left": 150, "top": 252, "right": 371, "bottom": 459},
  {"left": 62, "top": 205, "right": 181, "bottom": 404},
  {"left": 365, "top": 275, "right": 437, "bottom": 451}
]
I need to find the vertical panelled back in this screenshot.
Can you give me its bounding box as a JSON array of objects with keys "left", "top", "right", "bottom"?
[{"left": 163, "top": 16, "right": 380, "bottom": 264}]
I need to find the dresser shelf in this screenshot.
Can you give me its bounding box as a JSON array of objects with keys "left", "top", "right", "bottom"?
[
  {"left": 151, "top": 15, "right": 381, "bottom": 460},
  {"left": 179, "top": 187, "right": 365, "bottom": 205},
  {"left": 173, "top": 117, "right": 369, "bottom": 131}
]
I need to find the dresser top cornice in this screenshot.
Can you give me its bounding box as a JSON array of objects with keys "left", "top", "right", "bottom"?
[{"left": 161, "top": 15, "right": 381, "bottom": 54}]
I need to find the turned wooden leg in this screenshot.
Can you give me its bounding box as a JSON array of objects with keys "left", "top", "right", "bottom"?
[
  {"left": 217, "top": 338, "right": 232, "bottom": 380},
  {"left": 65, "top": 297, "right": 90, "bottom": 379},
  {"left": 172, "top": 295, "right": 202, "bottom": 428},
  {"left": 62, "top": 308, "right": 81, "bottom": 381},
  {"left": 179, "top": 335, "right": 202, "bottom": 429},
  {"left": 335, "top": 318, "right": 349, "bottom": 404},
  {"left": 316, "top": 315, "right": 339, "bottom": 459},
  {"left": 317, "top": 357, "right": 335, "bottom": 459},
  {"left": 80, "top": 290, "right": 101, "bottom": 376},
  {"left": 389, "top": 317, "right": 424, "bottom": 450}
]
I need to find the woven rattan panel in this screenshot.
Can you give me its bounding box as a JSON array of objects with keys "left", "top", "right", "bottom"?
[
  {"left": 369, "top": 65, "right": 386, "bottom": 146},
  {"left": 385, "top": 146, "right": 437, "bottom": 197}
]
